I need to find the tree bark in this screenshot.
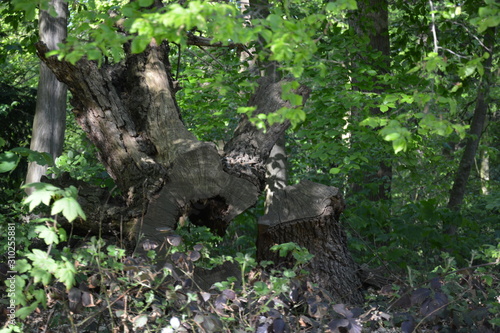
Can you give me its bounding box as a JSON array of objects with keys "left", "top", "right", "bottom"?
[
  {"left": 446, "top": 27, "right": 496, "bottom": 234},
  {"left": 258, "top": 180, "right": 364, "bottom": 304},
  {"left": 36, "top": 35, "right": 362, "bottom": 304},
  {"left": 25, "top": 0, "right": 68, "bottom": 193},
  {"left": 348, "top": 0, "right": 392, "bottom": 201}
]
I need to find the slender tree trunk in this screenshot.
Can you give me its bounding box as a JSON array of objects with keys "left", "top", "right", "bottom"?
[
  {"left": 348, "top": 0, "right": 392, "bottom": 201},
  {"left": 480, "top": 149, "right": 490, "bottom": 195},
  {"left": 25, "top": 0, "right": 68, "bottom": 193},
  {"left": 446, "top": 27, "right": 496, "bottom": 234}
]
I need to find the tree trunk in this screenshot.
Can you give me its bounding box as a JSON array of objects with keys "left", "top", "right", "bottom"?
[
  {"left": 25, "top": 0, "right": 68, "bottom": 193},
  {"left": 348, "top": 0, "right": 392, "bottom": 201},
  {"left": 258, "top": 180, "right": 364, "bottom": 304},
  {"left": 36, "top": 38, "right": 363, "bottom": 303},
  {"left": 446, "top": 27, "right": 495, "bottom": 234}
]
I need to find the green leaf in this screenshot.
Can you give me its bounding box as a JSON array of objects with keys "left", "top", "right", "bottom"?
[
  {"left": 393, "top": 137, "right": 407, "bottom": 154},
  {"left": 360, "top": 117, "right": 387, "bottom": 128},
  {"left": 0, "top": 151, "right": 20, "bottom": 173},
  {"left": 131, "top": 35, "right": 151, "bottom": 54},
  {"left": 30, "top": 266, "right": 52, "bottom": 285},
  {"left": 58, "top": 228, "right": 68, "bottom": 242},
  {"left": 35, "top": 225, "right": 60, "bottom": 245},
  {"left": 16, "top": 302, "right": 39, "bottom": 320},
  {"left": 138, "top": 0, "right": 154, "bottom": 7},
  {"left": 286, "top": 92, "right": 303, "bottom": 106},
  {"left": 383, "top": 132, "right": 400, "bottom": 141},
  {"left": 329, "top": 167, "right": 341, "bottom": 174},
  {"left": 236, "top": 106, "right": 256, "bottom": 114},
  {"left": 22, "top": 183, "right": 61, "bottom": 211},
  {"left": 26, "top": 249, "right": 58, "bottom": 272},
  {"left": 87, "top": 49, "right": 102, "bottom": 61},
  {"left": 51, "top": 197, "right": 87, "bottom": 222},
  {"left": 54, "top": 258, "right": 76, "bottom": 289},
  {"left": 326, "top": 0, "right": 358, "bottom": 12},
  {"left": 13, "top": 0, "right": 39, "bottom": 21},
  {"left": 65, "top": 50, "right": 85, "bottom": 65},
  {"left": 33, "top": 289, "right": 47, "bottom": 308},
  {"left": 11, "top": 148, "right": 54, "bottom": 167},
  {"left": 14, "top": 259, "right": 32, "bottom": 274}
]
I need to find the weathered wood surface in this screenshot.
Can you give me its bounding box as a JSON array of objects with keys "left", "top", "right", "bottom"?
[{"left": 258, "top": 180, "right": 364, "bottom": 304}]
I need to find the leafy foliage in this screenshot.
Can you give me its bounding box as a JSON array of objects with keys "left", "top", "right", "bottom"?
[{"left": 0, "top": 0, "right": 499, "bottom": 331}]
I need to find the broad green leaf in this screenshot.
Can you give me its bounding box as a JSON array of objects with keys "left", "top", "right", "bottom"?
[
  {"left": 66, "top": 50, "right": 85, "bottom": 65},
  {"left": 326, "top": 0, "right": 358, "bottom": 12},
  {"left": 236, "top": 106, "right": 256, "bottom": 114},
  {"left": 476, "top": 61, "right": 484, "bottom": 76},
  {"left": 22, "top": 183, "right": 61, "bottom": 212},
  {"left": 33, "top": 289, "right": 47, "bottom": 308},
  {"left": 138, "top": 0, "right": 154, "bottom": 7},
  {"left": 26, "top": 249, "right": 58, "bottom": 272},
  {"left": 383, "top": 132, "right": 400, "bottom": 141},
  {"left": 14, "top": 259, "right": 32, "bottom": 274},
  {"left": 14, "top": 275, "right": 27, "bottom": 306},
  {"left": 393, "top": 137, "right": 407, "bottom": 154},
  {"left": 87, "top": 49, "right": 102, "bottom": 61},
  {"left": 460, "top": 63, "right": 476, "bottom": 78},
  {"left": 58, "top": 228, "right": 68, "bottom": 242},
  {"left": 329, "top": 167, "right": 341, "bottom": 174},
  {"left": 131, "top": 35, "right": 151, "bottom": 54},
  {"left": 360, "top": 117, "right": 387, "bottom": 128},
  {"left": 0, "top": 151, "right": 20, "bottom": 173},
  {"left": 35, "top": 225, "right": 60, "bottom": 245},
  {"left": 51, "top": 197, "right": 87, "bottom": 222},
  {"left": 30, "top": 266, "right": 52, "bottom": 285},
  {"left": 450, "top": 82, "right": 462, "bottom": 93},
  {"left": 13, "top": 0, "right": 39, "bottom": 21},
  {"left": 54, "top": 258, "right": 76, "bottom": 289},
  {"left": 286, "top": 93, "right": 303, "bottom": 106},
  {"left": 16, "top": 302, "right": 39, "bottom": 320}
]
